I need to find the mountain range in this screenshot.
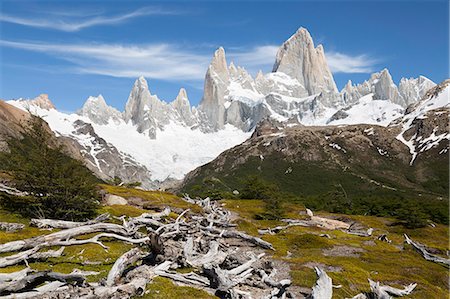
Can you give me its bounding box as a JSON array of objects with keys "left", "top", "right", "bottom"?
[{"left": 2, "top": 27, "right": 447, "bottom": 189}]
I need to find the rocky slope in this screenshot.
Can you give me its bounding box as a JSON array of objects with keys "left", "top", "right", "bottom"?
[
  {"left": 6, "top": 27, "right": 441, "bottom": 187},
  {"left": 0, "top": 99, "right": 153, "bottom": 186},
  {"left": 181, "top": 80, "right": 450, "bottom": 198}
]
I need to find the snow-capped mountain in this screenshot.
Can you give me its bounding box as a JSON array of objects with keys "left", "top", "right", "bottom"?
[
  {"left": 5, "top": 27, "right": 444, "bottom": 188},
  {"left": 181, "top": 80, "right": 450, "bottom": 198}
]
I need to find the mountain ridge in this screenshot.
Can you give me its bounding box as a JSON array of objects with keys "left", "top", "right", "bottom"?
[{"left": 4, "top": 27, "right": 445, "bottom": 187}]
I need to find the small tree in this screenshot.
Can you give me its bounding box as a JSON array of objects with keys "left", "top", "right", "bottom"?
[
  {"left": 240, "top": 176, "right": 284, "bottom": 220},
  {"left": 0, "top": 116, "right": 100, "bottom": 220}
]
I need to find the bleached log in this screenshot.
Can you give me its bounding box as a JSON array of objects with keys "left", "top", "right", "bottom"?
[
  {"left": 94, "top": 277, "right": 148, "bottom": 298},
  {"left": 106, "top": 248, "right": 146, "bottom": 286},
  {"left": 404, "top": 234, "right": 450, "bottom": 267},
  {"left": 156, "top": 271, "right": 210, "bottom": 287},
  {"left": 125, "top": 261, "right": 172, "bottom": 282},
  {"left": 0, "top": 268, "right": 32, "bottom": 283},
  {"left": 259, "top": 269, "right": 291, "bottom": 289},
  {"left": 203, "top": 253, "right": 264, "bottom": 292},
  {"left": 51, "top": 233, "right": 150, "bottom": 250},
  {"left": 202, "top": 226, "right": 274, "bottom": 250},
  {"left": 184, "top": 237, "right": 227, "bottom": 267},
  {"left": 0, "top": 269, "right": 84, "bottom": 295},
  {"left": 368, "top": 279, "right": 417, "bottom": 298},
  {"left": 0, "top": 281, "right": 68, "bottom": 299},
  {"left": 311, "top": 267, "right": 332, "bottom": 299},
  {"left": 258, "top": 222, "right": 309, "bottom": 235},
  {"left": 0, "top": 247, "right": 65, "bottom": 268},
  {"left": 0, "top": 183, "right": 28, "bottom": 196},
  {"left": 0, "top": 222, "right": 25, "bottom": 232},
  {"left": 30, "top": 213, "right": 110, "bottom": 229},
  {"left": 0, "top": 222, "right": 131, "bottom": 254},
  {"left": 156, "top": 209, "right": 189, "bottom": 238}
]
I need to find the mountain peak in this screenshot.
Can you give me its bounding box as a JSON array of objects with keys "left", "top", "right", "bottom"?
[
  {"left": 23, "top": 94, "right": 56, "bottom": 110},
  {"left": 272, "top": 27, "right": 337, "bottom": 95},
  {"left": 79, "top": 94, "right": 122, "bottom": 125},
  {"left": 175, "top": 88, "right": 188, "bottom": 103},
  {"left": 135, "top": 76, "right": 149, "bottom": 92},
  {"left": 210, "top": 47, "right": 228, "bottom": 76}
]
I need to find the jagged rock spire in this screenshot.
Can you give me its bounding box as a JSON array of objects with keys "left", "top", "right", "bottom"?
[
  {"left": 272, "top": 27, "right": 338, "bottom": 95},
  {"left": 79, "top": 95, "right": 122, "bottom": 125}
]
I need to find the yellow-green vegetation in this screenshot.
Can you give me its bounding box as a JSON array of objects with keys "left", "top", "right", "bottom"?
[
  {"left": 100, "top": 184, "right": 202, "bottom": 213},
  {"left": 0, "top": 185, "right": 210, "bottom": 297},
  {"left": 1, "top": 187, "right": 448, "bottom": 298},
  {"left": 223, "top": 199, "right": 449, "bottom": 298},
  {"left": 142, "top": 277, "right": 216, "bottom": 299}
]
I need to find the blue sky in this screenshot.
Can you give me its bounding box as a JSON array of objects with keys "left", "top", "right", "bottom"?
[{"left": 0, "top": 0, "right": 448, "bottom": 112}]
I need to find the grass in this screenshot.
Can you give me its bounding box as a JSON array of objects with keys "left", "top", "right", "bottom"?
[
  {"left": 0, "top": 187, "right": 448, "bottom": 298},
  {"left": 142, "top": 277, "right": 215, "bottom": 298},
  {"left": 222, "top": 199, "right": 449, "bottom": 299},
  {"left": 100, "top": 184, "right": 203, "bottom": 213},
  {"left": 0, "top": 185, "right": 211, "bottom": 297}
]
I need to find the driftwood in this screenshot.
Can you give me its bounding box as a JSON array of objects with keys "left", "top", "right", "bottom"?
[
  {"left": 0, "top": 194, "right": 418, "bottom": 299},
  {"left": 259, "top": 208, "right": 373, "bottom": 238},
  {"left": 203, "top": 253, "right": 265, "bottom": 292},
  {"left": 203, "top": 226, "right": 274, "bottom": 250},
  {"left": 350, "top": 279, "right": 417, "bottom": 299},
  {"left": 0, "top": 246, "right": 65, "bottom": 268},
  {"left": 310, "top": 267, "right": 332, "bottom": 299},
  {"left": 0, "top": 269, "right": 84, "bottom": 295},
  {"left": 404, "top": 234, "right": 450, "bottom": 267},
  {"left": 0, "top": 183, "right": 28, "bottom": 196},
  {"left": 30, "top": 213, "right": 110, "bottom": 229},
  {"left": 184, "top": 237, "right": 227, "bottom": 267},
  {"left": 0, "top": 222, "right": 25, "bottom": 232},
  {"left": 106, "top": 248, "right": 147, "bottom": 286},
  {"left": 0, "top": 222, "right": 131, "bottom": 254}
]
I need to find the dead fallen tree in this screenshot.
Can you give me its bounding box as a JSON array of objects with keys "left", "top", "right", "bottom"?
[
  {"left": 0, "top": 194, "right": 419, "bottom": 298},
  {"left": 0, "top": 268, "right": 84, "bottom": 295},
  {"left": 310, "top": 267, "right": 333, "bottom": 299},
  {"left": 350, "top": 279, "right": 417, "bottom": 299},
  {"left": 30, "top": 213, "right": 110, "bottom": 229},
  {"left": 258, "top": 208, "right": 373, "bottom": 237},
  {"left": 0, "top": 222, "right": 25, "bottom": 232},
  {"left": 404, "top": 234, "right": 450, "bottom": 267}
]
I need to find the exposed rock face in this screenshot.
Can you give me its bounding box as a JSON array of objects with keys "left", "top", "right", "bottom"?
[
  {"left": 181, "top": 83, "right": 449, "bottom": 197},
  {"left": 340, "top": 69, "right": 436, "bottom": 108},
  {"left": 19, "top": 94, "right": 56, "bottom": 110},
  {"left": 272, "top": 27, "right": 338, "bottom": 95},
  {"left": 70, "top": 120, "right": 155, "bottom": 188},
  {"left": 4, "top": 27, "right": 442, "bottom": 188},
  {"left": 198, "top": 47, "right": 230, "bottom": 130},
  {"left": 78, "top": 95, "right": 122, "bottom": 125},
  {"left": 171, "top": 88, "right": 196, "bottom": 126},
  {"left": 124, "top": 77, "right": 199, "bottom": 138}
]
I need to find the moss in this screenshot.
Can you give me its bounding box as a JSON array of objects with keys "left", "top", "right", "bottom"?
[
  {"left": 224, "top": 200, "right": 449, "bottom": 299},
  {"left": 142, "top": 277, "right": 216, "bottom": 299}
]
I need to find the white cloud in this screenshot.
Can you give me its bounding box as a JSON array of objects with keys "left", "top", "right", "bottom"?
[
  {"left": 0, "top": 39, "right": 378, "bottom": 82},
  {"left": 326, "top": 51, "right": 378, "bottom": 73},
  {"left": 0, "top": 40, "right": 209, "bottom": 80},
  {"left": 0, "top": 7, "right": 179, "bottom": 32}
]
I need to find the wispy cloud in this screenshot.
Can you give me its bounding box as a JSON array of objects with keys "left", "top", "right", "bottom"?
[
  {"left": 0, "top": 40, "right": 209, "bottom": 80},
  {"left": 0, "top": 7, "right": 179, "bottom": 32},
  {"left": 229, "top": 46, "right": 378, "bottom": 75},
  {"left": 326, "top": 51, "right": 378, "bottom": 73},
  {"left": 0, "top": 39, "right": 378, "bottom": 82}
]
